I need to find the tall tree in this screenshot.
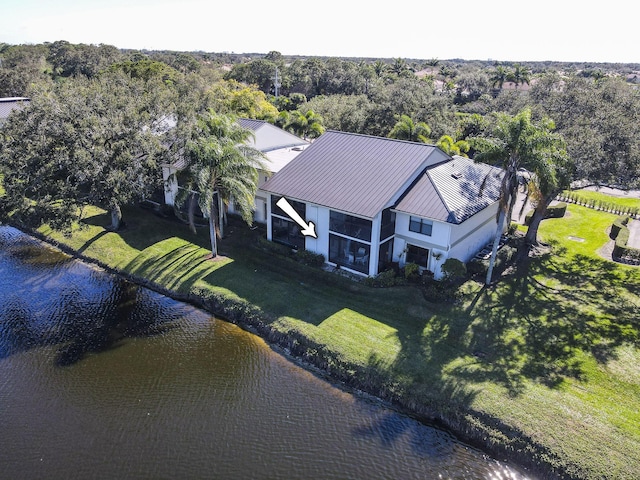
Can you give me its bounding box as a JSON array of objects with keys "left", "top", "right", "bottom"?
[
  {"left": 473, "top": 108, "right": 564, "bottom": 284},
  {"left": 436, "top": 135, "right": 470, "bottom": 157},
  {"left": 387, "top": 114, "right": 431, "bottom": 143},
  {"left": 285, "top": 109, "right": 325, "bottom": 140},
  {"left": 179, "top": 112, "right": 267, "bottom": 257},
  {"left": 508, "top": 64, "right": 531, "bottom": 90},
  {"left": 490, "top": 65, "right": 510, "bottom": 90},
  {"left": 0, "top": 72, "right": 171, "bottom": 231}
]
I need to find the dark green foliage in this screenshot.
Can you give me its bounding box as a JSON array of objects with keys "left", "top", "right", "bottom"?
[
  {"left": 441, "top": 258, "right": 467, "bottom": 282},
  {"left": 609, "top": 216, "right": 640, "bottom": 264},
  {"left": 610, "top": 216, "right": 629, "bottom": 240},
  {"left": 524, "top": 202, "right": 567, "bottom": 225},
  {"left": 0, "top": 72, "right": 171, "bottom": 231},
  {"left": 403, "top": 262, "right": 420, "bottom": 282},
  {"left": 295, "top": 249, "right": 325, "bottom": 268},
  {"left": 363, "top": 269, "right": 405, "bottom": 287}
]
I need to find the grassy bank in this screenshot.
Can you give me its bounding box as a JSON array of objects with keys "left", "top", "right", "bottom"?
[{"left": 29, "top": 203, "right": 640, "bottom": 479}]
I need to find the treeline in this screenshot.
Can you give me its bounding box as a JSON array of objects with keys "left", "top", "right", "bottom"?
[{"left": 1, "top": 40, "right": 640, "bottom": 188}]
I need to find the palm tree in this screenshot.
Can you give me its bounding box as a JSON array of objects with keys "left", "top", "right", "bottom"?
[
  {"left": 508, "top": 64, "right": 531, "bottom": 90},
  {"left": 372, "top": 60, "right": 388, "bottom": 78},
  {"left": 523, "top": 131, "right": 572, "bottom": 245},
  {"left": 474, "top": 108, "right": 563, "bottom": 284},
  {"left": 436, "top": 135, "right": 470, "bottom": 157},
  {"left": 286, "top": 109, "right": 325, "bottom": 140},
  {"left": 388, "top": 115, "right": 431, "bottom": 143},
  {"left": 390, "top": 58, "right": 412, "bottom": 77},
  {"left": 490, "top": 65, "right": 510, "bottom": 90},
  {"left": 180, "top": 112, "right": 268, "bottom": 258}
]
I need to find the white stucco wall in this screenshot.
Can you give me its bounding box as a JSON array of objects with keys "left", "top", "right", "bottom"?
[
  {"left": 448, "top": 202, "right": 502, "bottom": 263},
  {"left": 393, "top": 203, "right": 503, "bottom": 279},
  {"left": 162, "top": 165, "right": 179, "bottom": 206}
]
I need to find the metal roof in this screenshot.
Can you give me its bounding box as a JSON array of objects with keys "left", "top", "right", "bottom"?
[
  {"left": 261, "top": 130, "right": 446, "bottom": 219},
  {"left": 238, "top": 118, "right": 309, "bottom": 152},
  {"left": 395, "top": 156, "right": 503, "bottom": 224},
  {"left": 0, "top": 97, "right": 29, "bottom": 122}
]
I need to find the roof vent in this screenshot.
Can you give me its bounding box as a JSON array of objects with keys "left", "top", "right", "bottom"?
[{"left": 451, "top": 171, "right": 463, "bottom": 179}]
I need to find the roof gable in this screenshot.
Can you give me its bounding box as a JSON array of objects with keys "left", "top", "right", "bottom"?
[
  {"left": 238, "top": 118, "right": 309, "bottom": 152},
  {"left": 395, "top": 156, "right": 503, "bottom": 224},
  {"left": 262, "top": 131, "right": 446, "bottom": 218}
]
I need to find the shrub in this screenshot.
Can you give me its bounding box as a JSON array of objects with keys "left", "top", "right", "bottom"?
[
  {"left": 610, "top": 216, "right": 629, "bottom": 240},
  {"left": 524, "top": 202, "right": 567, "bottom": 225},
  {"left": 295, "top": 249, "right": 325, "bottom": 268},
  {"left": 403, "top": 262, "right": 420, "bottom": 282},
  {"left": 441, "top": 258, "right": 467, "bottom": 282},
  {"left": 364, "top": 268, "right": 404, "bottom": 287}
]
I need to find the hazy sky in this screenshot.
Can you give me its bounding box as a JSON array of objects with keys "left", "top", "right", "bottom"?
[{"left": 2, "top": 0, "right": 637, "bottom": 63}]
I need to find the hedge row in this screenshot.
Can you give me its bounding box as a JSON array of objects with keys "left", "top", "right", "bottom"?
[
  {"left": 523, "top": 202, "right": 567, "bottom": 225},
  {"left": 610, "top": 216, "right": 640, "bottom": 265},
  {"left": 558, "top": 191, "right": 640, "bottom": 218}
]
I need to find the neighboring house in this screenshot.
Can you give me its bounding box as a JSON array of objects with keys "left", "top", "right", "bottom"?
[
  {"left": 261, "top": 130, "right": 504, "bottom": 279},
  {"left": 0, "top": 97, "right": 29, "bottom": 127},
  {"left": 161, "top": 118, "right": 309, "bottom": 224}
]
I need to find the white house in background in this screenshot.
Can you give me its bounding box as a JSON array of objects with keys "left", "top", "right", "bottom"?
[
  {"left": 161, "top": 118, "right": 309, "bottom": 223},
  {"left": 261, "top": 130, "right": 504, "bottom": 279},
  {"left": 0, "top": 97, "right": 30, "bottom": 127}
]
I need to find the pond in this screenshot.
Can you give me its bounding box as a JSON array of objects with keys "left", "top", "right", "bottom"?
[{"left": 0, "top": 226, "right": 531, "bottom": 479}]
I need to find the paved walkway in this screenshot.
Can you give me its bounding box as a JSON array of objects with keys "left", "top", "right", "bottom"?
[
  {"left": 628, "top": 219, "right": 640, "bottom": 248},
  {"left": 581, "top": 185, "right": 640, "bottom": 199}
]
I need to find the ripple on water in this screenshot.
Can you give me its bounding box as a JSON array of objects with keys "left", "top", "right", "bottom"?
[{"left": 0, "top": 226, "right": 532, "bottom": 479}]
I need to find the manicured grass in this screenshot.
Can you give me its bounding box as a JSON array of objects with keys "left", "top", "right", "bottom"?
[
  {"left": 35, "top": 202, "right": 640, "bottom": 479},
  {"left": 567, "top": 189, "right": 640, "bottom": 210}
]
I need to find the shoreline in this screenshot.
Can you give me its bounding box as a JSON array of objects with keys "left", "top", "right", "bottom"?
[{"left": 9, "top": 222, "right": 571, "bottom": 480}]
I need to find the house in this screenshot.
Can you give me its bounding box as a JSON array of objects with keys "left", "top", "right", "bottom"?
[
  {"left": 261, "top": 130, "right": 504, "bottom": 279},
  {"left": 0, "top": 97, "right": 30, "bottom": 127},
  {"left": 161, "top": 118, "right": 309, "bottom": 224}
]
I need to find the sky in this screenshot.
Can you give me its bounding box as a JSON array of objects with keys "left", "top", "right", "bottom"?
[{"left": 2, "top": 0, "right": 638, "bottom": 64}]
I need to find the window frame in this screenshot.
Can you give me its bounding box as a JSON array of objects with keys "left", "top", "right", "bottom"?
[{"left": 409, "top": 216, "right": 433, "bottom": 236}]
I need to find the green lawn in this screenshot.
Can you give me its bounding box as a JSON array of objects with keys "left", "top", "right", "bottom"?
[
  {"left": 565, "top": 188, "right": 640, "bottom": 211},
  {"left": 37, "top": 202, "right": 640, "bottom": 480}
]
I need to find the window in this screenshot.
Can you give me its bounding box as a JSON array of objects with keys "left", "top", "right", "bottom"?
[
  {"left": 329, "top": 210, "right": 372, "bottom": 242},
  {"left": 271, "top": 196, "right": 306, "bottom": 219},
  {"left": 380, "top": 208, "right": 396, "bottom": 241},
  {"left": 329, "top": 234, "right": 370, "bottom": 274},
  {"left": 272, "top": 216, "right": 305, "bottom": 250},
  {"left": 270, "top": 197, "right": 307, "bottom": 250},
  {"left": 405, "top": 245, "right": 429, "bottom": 268},
  {"left": 409, "top": 216, "right": 433, "bottom": 236}
]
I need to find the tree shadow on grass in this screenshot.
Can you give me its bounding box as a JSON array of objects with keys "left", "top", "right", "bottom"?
[
  {"left": 455, "top": 245, "right": 640, "bottom": 396},
  {"left": 124, "top": 242, "right": 223, "bottom": 293},
  {"left": 79, "top": 204, "right": 199, "bottom": 253}
]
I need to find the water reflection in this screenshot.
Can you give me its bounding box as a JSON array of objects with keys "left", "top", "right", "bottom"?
[{"left": 0, "top": 226, "right": 531, "bottom": 479}]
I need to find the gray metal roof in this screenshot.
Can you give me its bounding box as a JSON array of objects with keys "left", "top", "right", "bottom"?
[
  {"left": 0, "top": 97, "right": 29, "bottom": 122},
  {"left": 395, "top": 156, "right": 503, "bottom": 224},
  {"left": 238, "top": 118, "right": 309, "bottom": 152},
  {"left": 262, "top": 130, "right": 447, "bottom": 219}
]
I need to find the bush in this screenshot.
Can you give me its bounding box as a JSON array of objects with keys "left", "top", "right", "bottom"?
[
  {"left": 610, "top": 216, "right": 629, "bottom": 240},
  {"left": 441, "top": 258, "right": 467, "bottom": 282},
  {"left": 403, "top": 262, "right": 420, "bottom": 282},
  {"left": 524, "top": 202, "right": 567, "bottom": 225},
  {"left": 421, "top": 273, "right": 459, "bottom": 303},
  {"left": 295, "top": 249, "right": 326, "bottom": 268},
  {"left": 547, "top": 202, "right": 567, "bottom": 218},
  {"left": 364, "top": 269, "right": 404, "bottom": 287}
]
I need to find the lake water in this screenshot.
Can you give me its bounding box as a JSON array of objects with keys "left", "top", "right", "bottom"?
[{"left": 0, "top": 226, "right": 530, "bottom": 479}]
